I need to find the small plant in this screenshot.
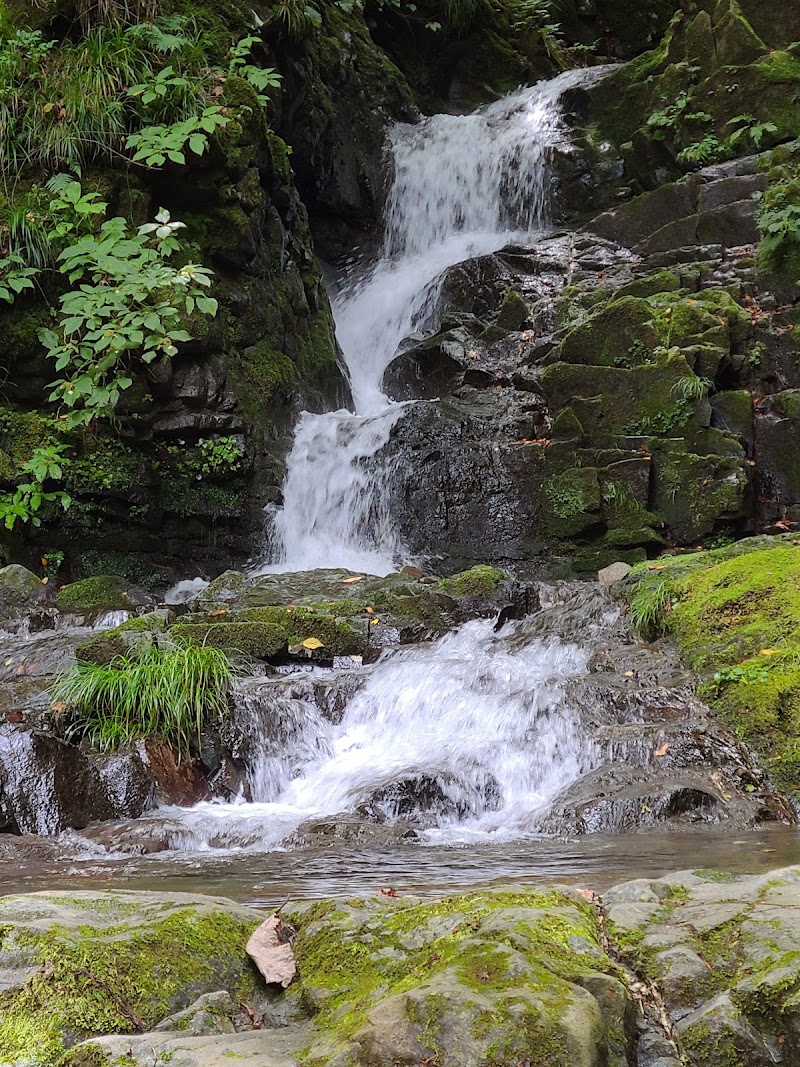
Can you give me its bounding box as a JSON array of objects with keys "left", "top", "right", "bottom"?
[
  {"left": 0, "top": 251, "right": 38, "bottom": 303},
  {"left": 670, "top": 375, "right": 713, "bottom": 401},
  {"left": 726, "top": 114, "right": 778, "bottom": 151},
  {"left": 55, "top": 641, "right": 233, "bottom": 754},
  {"left": 677, "top": 135, "right": 723, "bottom": 168},
  {"left": 628, "top": 577, "right": 674, "bottom": 640},
  {"left": 0, "top": 444, "right": 72, "bottom": 529}
]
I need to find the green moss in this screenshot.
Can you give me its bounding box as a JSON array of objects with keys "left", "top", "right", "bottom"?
[
  {"left": 75, "top": 612, "right": 169, "bottom": 666},
  {"left": 56, "top": 576, "right": 138, "bottom": 612},
  {"left": 291, "top": 887, "right": 616, "bottom": 1062},
  {"left": 623, "top": 535, "right": 800, "bottom": 794},
  {"left": 436, "top": 566, "right": 507, "bottom": 599},
  {"left": 0, "top": 907, "right": 256, "bottom": 1065},
  {"left": 170, "top": 605, "right": 362, "bottom": 659}
]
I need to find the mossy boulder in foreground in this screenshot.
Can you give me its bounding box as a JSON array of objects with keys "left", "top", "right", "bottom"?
[
  {"left": 284, "top": 888, "right": 634, "bottom": 1067},
  {"left": 0, "top": 891, "right": 261, "bottom": 1066}
]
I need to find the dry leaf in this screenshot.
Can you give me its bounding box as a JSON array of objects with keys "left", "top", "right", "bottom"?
[
  {"left": 365, "top": 606, "right": 374, "bottom": 614},
  {"left": 370, "top": 618, "right": 380, "bottom": 626},
  {"left": 341, "top": 576, "right": 363, "bottom": 584},
  {"left": 209, "top": 609, "right": 228, "bottom": 617},
  {"left": 379, "top": 887, "right": 399, "bottom": 897},
  {"left": 302, "top": 637, "right": 324, "bottom": 649},
  {"left": 624, "top": 670, "right": 635, "bottom": 677},
  {"left": 575, "top": 887, "right": 597, "bottom": 902},
  {"left": 654, "top": 742, "right": 670, "bottom": 757},
  {"left": 477, "top": 970, "right": 490, "bottom": 982},
  {"left": 246, "top": 914, "right": 296, "bottom": 988}
]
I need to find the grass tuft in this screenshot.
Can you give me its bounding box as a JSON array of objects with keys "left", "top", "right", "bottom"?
[{"left": 53, "top": 642, "right": 232, "bottom": 754}]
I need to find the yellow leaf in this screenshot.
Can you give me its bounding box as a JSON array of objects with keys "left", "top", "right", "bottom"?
[
  {"left": 302, "top": 637, "right": 324, "bottom": 649},
  {"left": 365, "top": 606, "right": 374, "bottom": 614},
  {"left": 654, "top": 742, "right": 670, "bottom": 757},
  {"left": 341, "top": 576, "right": 363, "bottom": 584},
  {"left": 370, "top": 618, "right": 380, "bottom": 626},
  {"left": 209, "top": 608, "right": 228, "bottom": 617},
  {"left": 759, "top": 648, "right": 780, "bottom": 656}
]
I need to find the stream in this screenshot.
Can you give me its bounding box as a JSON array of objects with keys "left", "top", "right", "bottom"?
[{"left": 3, "top": 64, "right": 798, "bottom": 903}]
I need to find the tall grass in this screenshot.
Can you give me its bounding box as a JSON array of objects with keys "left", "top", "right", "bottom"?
[
  {"left": 54, "top": 643, "right": 233, "bottom": 755},
  {"left": 0, "top": 18, "right": 215, "bottom": 177}
]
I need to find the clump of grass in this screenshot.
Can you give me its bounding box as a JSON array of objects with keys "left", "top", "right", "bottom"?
[
  {"left": 54, "top": 642, "right": 232, "bottom": 754},
  {"left": 627, "top": 576, "right": 674, "bottom": 639}
]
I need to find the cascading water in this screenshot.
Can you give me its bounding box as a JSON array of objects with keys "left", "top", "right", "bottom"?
[
  {"left": 259, "top": 67, "right": 604, "bottom": 576},
  {"left": 119, "top": 607, "right": 602, "bottom": 852}
]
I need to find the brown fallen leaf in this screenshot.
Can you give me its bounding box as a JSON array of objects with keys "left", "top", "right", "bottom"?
[
  {"left": 575, "top": 887, "right": 597, "bottom": 902},
  {"left": 379, "top": 887, "right": 399, "bottom": 897},
  {"left": 477, "top": 970, "right": 490, "bottom": 982},
  {"left": 209, "top": 609, "right": 228, "bottom": 617},
  {"left": 246, "top": 914, "right": 297, "bottom": 988},
  {"left": 654, "top": 742, "right": 670, "bottom": 757}
]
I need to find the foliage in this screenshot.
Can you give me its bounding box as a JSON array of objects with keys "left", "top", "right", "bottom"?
[
  {"left": 55, "top": 641, "right": 233, "bottom": 753},
  {"left": 0, "top": 443, "right": 71, "bottom": 529},
  {"left": 0, "top": 19, "right": 279, "bottom": 177},
  {"left": 38, "top": 186, "right": 217, "bottom": 428},
  {"left": 670, "top": 374, "right": 713, "bottom": 401},
  {"left": 0, "top": 252, "right": 37, "bottom": 303},
  {"left": 162, "top": 435, "right": 249, "bottom": 480},
  {"left": 627, "top": 575, "right": 673, "bottom": 639}
]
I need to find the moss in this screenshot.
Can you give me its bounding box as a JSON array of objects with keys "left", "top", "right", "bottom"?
[
  {"left": 75, "top": 612, "right": 169, "bottom": 666},
  {"left": 291, "top": 887, "right": 616, "bottom": 1062},
  {"left": 170, "top": 605, "right": 362, "bottom": 659},
  {"left": 436, "top": 566, "right": 507, "bottom": 599},
  {"left": 623, "top": 535, "right": 800, "bottom": 795},
  {"left": 56, "top": 576, "right": 138, "bottom": 612},
  {"left": 0, "top": 906, "right": 256, "bottom": 1065}
]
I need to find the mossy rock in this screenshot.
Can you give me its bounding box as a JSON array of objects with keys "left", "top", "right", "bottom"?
[
  {"left": 0, "top": 890, "right": 260, "bottom": 1066},
  {"left": 623, "top": 533, "right": 800, "bottom": 793},
  {"left": 75, "top": 611, "right": 173, "bottom": 666},
  {"left": 286, "top": 887, "right": 635, "bottom": 1067},
  {"left": 0, "top": 563, "right": 45, "bottom": 615},
  {"left": 56, "top": 576, "right": 151, "bottom": 613},
  {"left": 170, "top": 605, "right": 363, "bottom": 660}
]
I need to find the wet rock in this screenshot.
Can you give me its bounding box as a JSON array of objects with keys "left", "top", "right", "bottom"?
[
  {"left": 0, "top": 564, "right": 45, "bottom": 618},
  {"left": 0, "top": 725, "right": 154, "bottom": 834},
  {"left": 366, "top": 770, "right": 502, "bottom": 824}
]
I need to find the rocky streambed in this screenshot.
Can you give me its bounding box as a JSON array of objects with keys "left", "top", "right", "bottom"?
[{"left": 3, "top": 866, "right": 800, "bottom": 1067}]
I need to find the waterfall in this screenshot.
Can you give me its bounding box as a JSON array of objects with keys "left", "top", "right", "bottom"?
[{"left": 259, "top": 67, "right": 601, "bottom": 576}]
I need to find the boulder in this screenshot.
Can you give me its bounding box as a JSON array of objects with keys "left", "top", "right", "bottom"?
[
  {"left": 0, "top": 891, "right": 262, "bottom": 1065},
  {"left": 0, "top": 564, "right": 45, "bottom": 618}
]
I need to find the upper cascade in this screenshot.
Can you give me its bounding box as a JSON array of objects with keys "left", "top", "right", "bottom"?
[{"left": 262, "top": 67, "right": 608, "bottom": 575}]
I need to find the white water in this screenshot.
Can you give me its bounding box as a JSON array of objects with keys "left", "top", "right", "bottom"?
[
  {"left": 259, "top": 68, "right": 599, "bottom": 576},
  {"left": 129, "top": 616, "right": 600, "bottom": 852}
]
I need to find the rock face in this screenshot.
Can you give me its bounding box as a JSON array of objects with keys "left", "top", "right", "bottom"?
[
  {"left": 606, "top": 865, "right": 800, "bottom": 1066},
  {"left": 5, "top": 874, "right": 800, "bottom": 1066}
]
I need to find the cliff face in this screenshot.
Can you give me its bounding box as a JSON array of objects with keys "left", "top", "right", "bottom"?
[{"left": 1, "top": 0, "right": 799, "bottom": 583}]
